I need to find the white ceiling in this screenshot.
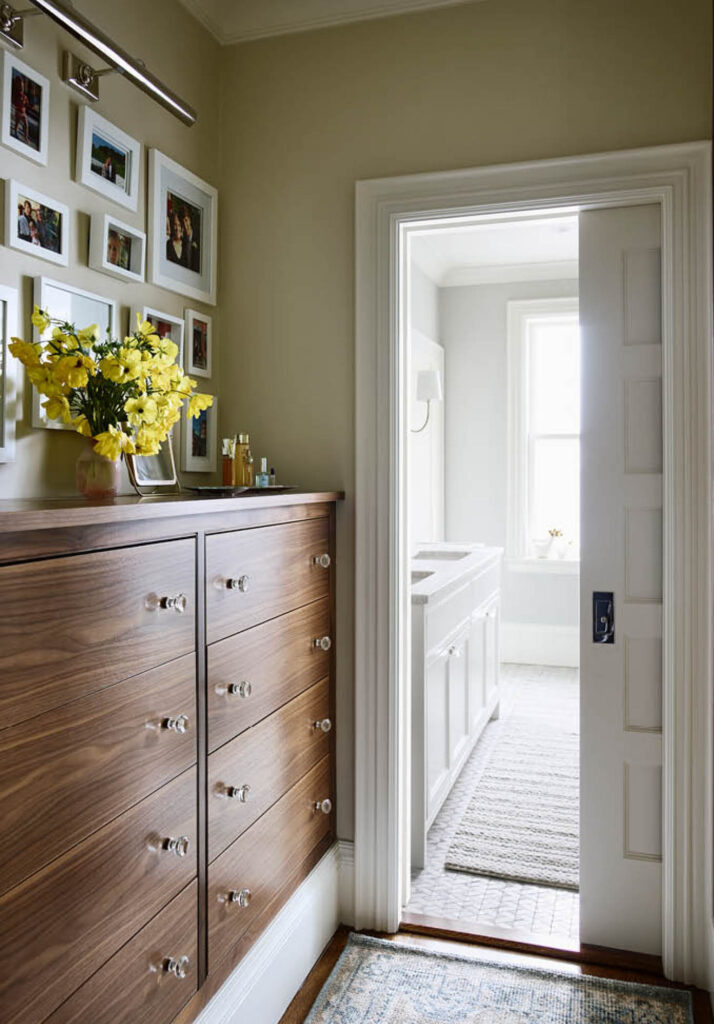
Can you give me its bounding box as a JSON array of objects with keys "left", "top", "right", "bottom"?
[
  {"left": 178, "top": 0, "right": 484, "bottom": 44},
  {"left": 410, "top": 214, "right": 579, "bottom": 287}
]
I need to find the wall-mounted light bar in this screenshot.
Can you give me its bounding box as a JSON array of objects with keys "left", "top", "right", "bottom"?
[{"left": 1, "top": 0, "right": 196, "bottom": 125}]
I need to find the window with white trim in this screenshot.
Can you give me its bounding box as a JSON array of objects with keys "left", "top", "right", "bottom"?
[{"left": 507, "top": 298, "right": 580, "bottom": 566}]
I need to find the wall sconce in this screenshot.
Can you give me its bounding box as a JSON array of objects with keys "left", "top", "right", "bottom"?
[{"left": 411, "top": 369, "right": 443, "bottom": 433}]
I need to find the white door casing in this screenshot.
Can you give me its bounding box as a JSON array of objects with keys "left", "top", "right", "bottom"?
[
  {"left": 354, "top": 143, "right": 712, "bottom": 986},
  {"left": 579, "top": 205, "right": 664, "bottom": 954}
]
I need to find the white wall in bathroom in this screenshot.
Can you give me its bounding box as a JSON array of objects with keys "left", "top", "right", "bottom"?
[
  {"left": 409, "top": 264, "right": 444, "bottom": 545},
  {"left": 439, "top": 278, "right": 580, "bottom": 657}
]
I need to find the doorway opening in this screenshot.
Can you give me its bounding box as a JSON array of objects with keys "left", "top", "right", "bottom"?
[{"left": 402, "top": 211, "right": 582, "bottom": 950}]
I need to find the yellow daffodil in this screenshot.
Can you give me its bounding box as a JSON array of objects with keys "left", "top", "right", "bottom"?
[
  {"left": 31, "top": 306, "right": 51, "bottom": 333},
  {"left": 9, "top": 338, "right": 41, "bottom": 366},
  {"left": 187, "top": 393, "right": 214, "bottom": 418},
  {"left": 77, "top": 324, "right": 100, "bottom": 346},
  {"left": 134, "top": 425, "right": 162, "bottom": 455},
  {"left": 124, "top": 395, "right": 159, "bottom": 426},
  {"left": 72, "top": 415, "right": 93, "bottom": 437},
  {"left": 93, "top": 425, "right": 135, "bottom": 461},
  {"left": 26, "top": 364, "right": 69, "bottom": 396},
  {"left": 100, "top": 348, "right": 142, "bottom": 383},
  {"left": 42, "top": 395, "right": 72, "bottom": 423},
  {"left": 53, "top": 353, "right": 96, "bottom": 389}
]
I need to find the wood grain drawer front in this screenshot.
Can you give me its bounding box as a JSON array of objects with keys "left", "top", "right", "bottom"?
[
  {"left": 208, "top": 598, "right": 330, "bottom": 752},
  {"left": 0, "top": 539, "right": 196, "bottom": 731},
  {"left": 208, "top": 678, "right": 331, "bottom": 861},
  {"left": 205, "top": 518, "right": 330, "bottom": 643},
  {"left": 0, "top": 769, "right": 197, "bottom": 1024},
  {"left": 208, "top": 756, "right": 333, "bottom": 971},
  {"left": 0, "top": 654, "right": 196, "bottom": 899},
  {"left": 45, "top": 882, "right": 198, "bottom": 1024}
]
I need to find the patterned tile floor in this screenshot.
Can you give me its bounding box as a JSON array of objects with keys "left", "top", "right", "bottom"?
[{"left": 405, "top": 663, "right": 580, "bottom": 941}]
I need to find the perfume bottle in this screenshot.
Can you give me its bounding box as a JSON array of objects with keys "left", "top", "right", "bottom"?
[
  {"left": 269, "top": 467, "right": 276, "bottom": 486},
  {"left": 222, "top": 438, "right": 235, "bottom": 486},
  {"left": 256, "top": 457, "right": 269, "bottom": 488}
]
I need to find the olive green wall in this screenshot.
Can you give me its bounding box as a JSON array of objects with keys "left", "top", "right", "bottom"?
[
  {"left": 216, "top": 0, "right": 712, "bottom": 840},
  {"left": 0, "top": 0, "right": 221, "bottom": 497}
]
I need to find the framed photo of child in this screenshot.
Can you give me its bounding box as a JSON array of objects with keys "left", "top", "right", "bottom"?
[
  {"left": 1, "top": 51, "right": 49, "bottom": 166},
  {"left": 89, "top": 213, "right": 146, "bottom": 284},
  {"left": 185, "top": 309, "right": 212, "bottom": 378},
  {"left": 181, "top": 395, "right": 217, "bottom": 473},
  {"left": 76, "top": 107, "right": 141, "bottom": 212}
]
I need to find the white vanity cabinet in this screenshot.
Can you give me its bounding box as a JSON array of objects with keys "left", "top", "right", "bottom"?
[{"left": 411, "top": 543, "right": 502, "bottom": 869}]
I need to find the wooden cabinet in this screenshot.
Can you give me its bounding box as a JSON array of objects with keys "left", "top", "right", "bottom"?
[{"left": 0, "top": 493, "right": 339, "bottom": 1024}]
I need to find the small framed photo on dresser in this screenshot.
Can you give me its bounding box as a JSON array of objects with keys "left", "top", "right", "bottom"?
[
  {"left": 89, "top": 213, "right": 145, "bottom": 284},
  {"left": 1, "top": 50, "right": 49, "bottom": 165},
  {"left": 76, "top": 107, "right": 141, "bottom": 212},
  {"left": 185, "top": 309, "right": 212, "bottom": 378},
  {"left": 5, "top": 180, "right": 69, "bottom": 267}
]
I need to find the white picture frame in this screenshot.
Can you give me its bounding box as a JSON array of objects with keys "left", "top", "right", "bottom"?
[
  {"left": 131, "top": 305, "right": 184, "bottom": 365},
  {"left": 185, "top": 308, "right": 212, "bottom": 378},
  {"left": 5, "top": 180, "right": 69, "bottom": 267},
  {"left": 76, "top": 107, "right": 141, "bottom": 212},
  {"left": 148, "top": 149, "right": 217, "bottom": 306},
  {"left": 0, "top": 284, "right": 19, "bottom": 462},
  {"left": 181, "top": 394, "right": 217, "bottom": 473},
  {"left": 1, "top": 50, "right": 49, "bottom": 166},
  {"left": 89, "top": 213, "right": 146, "bottom": 284},
  {"left": 32, "top": 276, "right": 117, "bottom": 430}
]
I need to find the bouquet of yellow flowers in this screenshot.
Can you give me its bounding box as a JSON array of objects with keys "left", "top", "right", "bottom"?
[{"left": 10, "top": 306, "right": 213, "bottom": 462}]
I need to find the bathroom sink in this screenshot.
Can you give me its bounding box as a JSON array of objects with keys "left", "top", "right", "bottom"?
[
  {"left": 414, "top": 549, "right": 470, "bottom": 561},
  {"left": 411, "top": 570, "right": 435, "bottom": 584}
]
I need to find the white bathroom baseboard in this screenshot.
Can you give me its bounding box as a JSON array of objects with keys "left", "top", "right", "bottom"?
[
  {"left": 194, "top": 841, "right": 347, "bottom": 1024},
  {"left": 500, "top": 623, "right": 580, "bottom": 668}
]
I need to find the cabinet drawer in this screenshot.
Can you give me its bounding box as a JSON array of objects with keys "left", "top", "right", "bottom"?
[
  {"left": 209, "top": 678, "right": 331, "bottom": 861},
  {"left": 205, "top": 518, "right": 330, "bottom": 643},
  {"left": 208, "top": 757, "right": 332, "bottom": 971},
  {"left": 0, "top": 769, "right": 197, "bottom": 1024},
  {"left": 0, "top": 539, "right": 196, "bottom": 730},
  {"left": 0, "top": 654, "right": 196, "bottom": 898},
  {"left": 208, "top": 598, "right": 331, "bottom": 752},
  {"left": 45, "top": 882, "right": 198, "bottom": 1024}
]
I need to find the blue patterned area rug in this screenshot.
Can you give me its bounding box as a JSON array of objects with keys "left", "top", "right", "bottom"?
[{"left": 304, "top": 935, "right": 693, "bottom": 1023}]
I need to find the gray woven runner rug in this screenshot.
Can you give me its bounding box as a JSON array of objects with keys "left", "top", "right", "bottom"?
[{"left": 444, "top": 712, "right": 579, "bottom": 890}]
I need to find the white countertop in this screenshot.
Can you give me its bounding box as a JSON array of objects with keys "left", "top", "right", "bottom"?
[{"left": 411, "top": 541, "right": 503, "bottom": 605}]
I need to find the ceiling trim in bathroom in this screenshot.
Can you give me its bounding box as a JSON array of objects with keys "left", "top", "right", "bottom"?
[
  {"left": 439, "top": 259, "right": 580, "bottom": 287},
  {"left": 178, "top": 0, "right": 485, "bottom": 45}
]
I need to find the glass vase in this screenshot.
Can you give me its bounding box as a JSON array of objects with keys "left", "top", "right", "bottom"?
[{"left": 75, "top": 439, "right": 122, "bottom": 499}]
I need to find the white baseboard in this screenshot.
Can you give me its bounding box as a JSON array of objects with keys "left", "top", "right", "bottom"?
[
  {"left": 500, "top": 623, "right": 580, "bottom": 668},
  {"left": 337, "top": 839, "right": 355, "bottom": 924},
  {"left": 194, "top": 842, "right": 348, "bottom": 1024}
]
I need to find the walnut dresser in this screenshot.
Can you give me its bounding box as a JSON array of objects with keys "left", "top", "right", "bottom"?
[{"left": 0, "top": 491, "right": 341, "bottom": 1024}]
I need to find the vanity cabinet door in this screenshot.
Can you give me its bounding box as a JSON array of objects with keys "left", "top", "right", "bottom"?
[
  {"left": 467, "top": 611, "right": 487, "bottom": 734},
  {"left": 425, "top": 650, "right": 450, "bottom": 828},
  {"left": 484, "top": 597, "right": 500, "bottom": 701},
  {"left": 447, "top": 632, "right": 469, "bottom": 773}
]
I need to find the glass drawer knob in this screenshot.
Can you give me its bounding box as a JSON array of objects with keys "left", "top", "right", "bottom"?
[
  {"left": 228, "top": 888, "right": 251, "bottom": 907},
  {"left": 313, "top": 553, "right": 331, "bottom": 568},
  {"left": 315, "top": 798, "right": 332, "bottom": 815},
  {"left": 162, "top": 714, "right": 189, "bottom": 734},
  {"left": 314, "top": 718, "right": 332, "bottom": 733},
  {"left": 164, "top": 955, "right": 190, "bottom": 979},
  {"left": 313, "top": 636, "right": 332, "bottom": 652},
  {"left": 227, "top": 681, "right": 252, "bottom": 698},
  {"left": 227, "top": 784, "right": 251, "bottom": 802},
  {"left": 159, "top": 593, "right": 187, "bottom": 613},
  {"left": 227, "top": 575, "right": 250, "bottom": 592},
  {"left": 163, "top": 835, "right": 190, "bottom": 857}
]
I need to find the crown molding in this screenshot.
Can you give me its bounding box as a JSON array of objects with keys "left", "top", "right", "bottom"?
[
  {"left": 179, "top": 0, "right": 481, "bottom": 45},
  {"left": 440, "top": 259, "right": 580, "bottom": 287}
]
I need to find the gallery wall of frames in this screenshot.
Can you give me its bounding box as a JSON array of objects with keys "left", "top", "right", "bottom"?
[{"left": 0, "top": 4, "right": 223, "bottom": 497}]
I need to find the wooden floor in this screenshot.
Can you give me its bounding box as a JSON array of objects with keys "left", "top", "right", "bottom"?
[{"left": 279, "top": 926, "right": 714, "bottom": 1024}]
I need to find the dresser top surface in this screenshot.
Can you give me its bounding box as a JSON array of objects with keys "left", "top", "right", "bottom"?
[{"left": 0, "top": 490, "right": 343, "bottom": 533}]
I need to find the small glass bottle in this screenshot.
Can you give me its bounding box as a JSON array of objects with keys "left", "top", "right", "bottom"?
[
  {"left": 269, "top": 466, "right": 276, "bottom": 487},
  {"left": 222, "top": 438, "right": 234, "bottom": 486},
  {"left": 256, "top": 457, "right": 269, "bottom": 488}
]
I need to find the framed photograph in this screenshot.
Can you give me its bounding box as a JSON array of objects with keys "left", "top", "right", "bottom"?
[
  {"left": 5, "top": 180, "right": 69, "bottom": 267},
  {"left": 185, "top": 309, "right": 212, "bottom": 378},
  {"left": 148, "top": 149, "right": 217, "bottom": 305},
  {"left": 76, "top": 107, "right": 141, "bottom": 212},
  {"left": 89, "top": 213, "right": 146, "bottom": 283},
  {"left": 1, "top": 51, "right": 49, "bottom": 165},
  {"left": 32, "top": 276, "right": 117, "bottom": 429},
  {"left": 126, "top": 434, "right": 178, "bottom": 491},
  {"left": 132, "top": 306, "right": 184, "bottom": 365},
  {"left": 0, "top": 284, "right": 19, "bottom": 462},
  {"left": 181, "top": 395, "right": 217, "bottom": 473}
]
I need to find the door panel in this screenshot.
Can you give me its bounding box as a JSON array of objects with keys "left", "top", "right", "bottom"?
[{"left": 579, "top": 204, "right": 663, "bottom": 955}]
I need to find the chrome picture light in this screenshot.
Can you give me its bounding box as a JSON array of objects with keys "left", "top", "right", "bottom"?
[{"left": 0, "top": 0, "right": 196, "bottom": 125}]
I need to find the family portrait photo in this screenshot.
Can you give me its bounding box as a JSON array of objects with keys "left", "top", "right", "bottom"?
[
  {"left": 1, "top": 52, "right": 49, "bottom": 165},
  {"left": 17, "top": 194, "right": 61, "bottom": 253},
  {"left": 166, "top": 191, "right": 201, "bottom": 273},
  {"left": 91, "top": 131, "right": 128, "bottom": 190}
]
